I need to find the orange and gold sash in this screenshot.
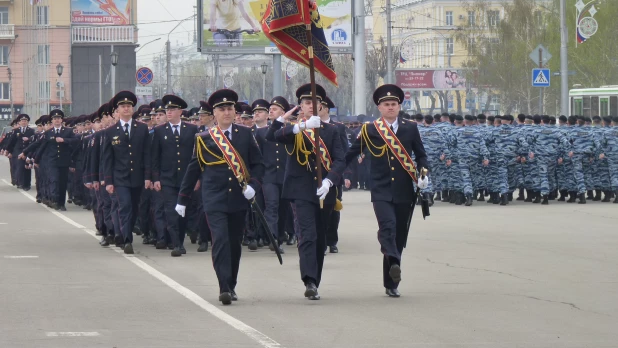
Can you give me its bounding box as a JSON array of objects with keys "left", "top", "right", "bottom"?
[
  {"left": 208, "top": 126, "right": 250, "bottom": 183},
  {"left": 374, "top": 117, "right": 418, "bottom": 182},
  {"left": 302, "top": 129, "right": 332, "bottom": 172}
]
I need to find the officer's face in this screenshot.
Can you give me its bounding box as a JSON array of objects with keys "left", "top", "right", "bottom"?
[
  {"left": 300, "top": 98, "right": 322, "bottom": 116},
  {"left": 200, "top": 114, "right": 214, "bottom": 126},
  {"left": 253, "top": 110, "right": 268, "bottom": 123},
  {"left": 377, "top": 100, "right": 400, "bottom": 119},
  {"left": 318, "top": 105, "right": 329, "bottom": 117},
  {"left": 19, "top": 119, "right": 28, "bottom": 127},
  {"left": 235, "top": 114, "right": 242, "bottom": 124},
  {"left": 156, "top": 112, "right": 167, "bottom": 125},
  {"left": 118, "top": 104, "right": 133, "bottom": 119},
  {"left": 214, "top": 105, "right": 235, "bottom": 127},
  {"left": 241, "top": 117, "right": 253, "bottom": 127},
  {"left": 93, "top": 122, "right": 101, "bottom": 131},
  {"left": 268, "top": 105, "right": 284, "bottom": 119},
  {"left": 52, "top": 116, "right": 62, "bottom": 128},
  {"left": 166, "top": 108, "right": 182, "bottom": 123}
]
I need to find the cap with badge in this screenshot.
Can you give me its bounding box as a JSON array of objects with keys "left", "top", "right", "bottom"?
[
  {"left": 112, "top": 90, "right": 137, "bottom": 107},
  {"left": 251, "top": 99, "right": 270, "bottom": 112},
  {"left": 180, "top": 110, "right": 190, "bottom": 121},
  {"left": 35, "top": 116, "right": 44, "bottom": 126},
  {"left": 198, "top": 101, "right": 213, "bottom": 115},
  {"left": 296, "top": 83, "right": 326, "bottom": 102},
  {"left": 372, "top": 84, "right": 404, "bottom": 105},
  {"left": 50, "top": 109, "right": 65, "bottom": 119},
  {"left": 239, "top": 104, "right": 253, "bottom": 118},
  {"left": 162, "top": 94, "right": 188, "bottom": 110},
  {"left": 270, "top": 96, "right": 290, "bottom": 112},
  {"left": 208, "top": 89, "right": 238, "bottom": 108},
  {"left": 16, "top": 114, "right": 30, "bottom": 122},
  {"left": 321, "top": 96, "right": 335, "bottom": 109},
  {"left": 188, "top": 107, "right": 200, "bottom": 120}
]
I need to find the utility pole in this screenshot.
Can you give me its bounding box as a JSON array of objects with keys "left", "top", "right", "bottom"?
[
  {"left": 99, "top": 55, "right": 102, "bottom": 106},
  {"left": 166, "top": 40, "right": 172, "bottom": 93},
  {"left": 8, "top": 67, "right": 13, "bottom": 120},
  {"left": 539, "top": 48, "right": 544, "bottom": 114},
  {"left": 385, "top": 0, "right": 393, "bottom": 84},
  {"left": 559, "top": 0, "right": 569, "bottom": 115},
  {"left": 353, "top": 0, "right": 366, "bottom": 115}
]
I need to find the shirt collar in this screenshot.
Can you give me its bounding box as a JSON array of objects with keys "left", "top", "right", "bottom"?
[
  {"left": 169, "top": 121, "right": 181, "bottom": 128},
  {"left": 220, "top": 124, "right": 233, "bottom": 133},
  {"left": 384, "top": 118, "right": 398, "bottom": 128},
  {"left": 121, "top": 119, "right": 132, "bottom": 127}
]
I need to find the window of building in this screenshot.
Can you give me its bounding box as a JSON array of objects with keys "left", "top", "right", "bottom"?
[
  {"left": 0, "top": 46, "right": 8, "bottom": 65},
  {"left": 446, "top": 11, "right": 453, "bottom": 26},
  {"left": 446, "top": 38, "right": 454, "bottom": 55},
  {"left": 37, "top": 6, "right": 49, "bottom": 25},
  {"left": 468, "top": 38, "right": 476, "bottom": 53},
  {"left": 468, "top": 11, "right": 476, "bottom": 26},
  {"left": 0, "top": 82, "right": 9, "bottom": 100},
  {"left": 0, "top": 7, "right": 8, "bottom": 25},
  {"left": 37, "top": 45, "right": 50, "bottom": 65},
  {"left": 487, "top": 10, "right": 500, "bottom": 26},
  {"left": 39, "top": 81, "right": 51, "bottom": 100}
]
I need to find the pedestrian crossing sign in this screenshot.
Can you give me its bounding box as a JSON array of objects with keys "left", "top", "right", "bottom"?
[{"left": 532, "top": 69, "right": 551, "bottom": 87}]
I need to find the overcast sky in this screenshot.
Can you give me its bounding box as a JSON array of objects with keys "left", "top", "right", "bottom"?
[{"left": 136, "top": 0, "right": 198, "bottom": 68}]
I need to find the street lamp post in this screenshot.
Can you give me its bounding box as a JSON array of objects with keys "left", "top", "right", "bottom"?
[
  {"left": 56, "top": 63, "right": 64, "bottom": 111},
  {"left": 110, "top": 50, "right": 119, "bottom": 96},
  {"left": 261, "top": 62, "right": 268, "bottom": 99}
]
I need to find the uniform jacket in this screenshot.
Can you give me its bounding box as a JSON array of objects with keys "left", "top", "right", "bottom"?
[
  {"left": 102, "top": 120, "right": 151, "bottom": 188},
  {"left": 6, "top": 127, "right": 35, "bottom": 154},
  {"left": 34, "top": 127, "right": 78, "bottom": 167},
  {"left": 255, "top": 125, "right": 287, "bottom": 185},
  {"left": 151, "top": 121, "right": 199, "bottom": 188}
]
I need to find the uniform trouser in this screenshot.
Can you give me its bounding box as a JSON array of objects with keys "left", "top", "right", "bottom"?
[
  {"left": 262, "top": 183, "right": 289, "bottom": 243},
  {"left": 286, "top": 202, "right": 298, "bottom": 238},
  {"left": 138, "top": 188, "right": 152, "bottom": 238},
  {"left": 495, "top": 159, "right": 508, "bottom": 195},
  {"left": 162, "top": 186, "right": 187, "bottom": 248},
  {"left": 421, "top": 156, "right": 440, "bottom": 194},
  {"left": 523, "top": 160, "right": 536, "bottom": 190},
  {"left": 115, "top": 186, "right": 142, "bottom": 244},
  {"left": 50, "top": 166, "right": 69, "bottom": 207},
  {"left": 458, "top": 160, "right": 475, "bottom": 195},
  {"left": 67, "top": 171, "right": 74, "bottom": 200},
  {"left": 9, "top": 156, "right": 16, "bottom": 184},
  {"left": 606, "top": 154, "right": 618, "bottom": 190},
  {"left": 245, "top": 190, "right": 266, "bottom": 240},
  {"left": 34, "top": 167, "right": 41, "bottom": 199},
  {"left": 151, "top": 190, "right": 168, "bottom": 243},
  {"left": 571, "top": 154, "right": 591, "bottom": 194},
  {"left": 358, "top": 161, "right": 369, "bottom": 189},
  {"left": 190, "top": 190, "right": 211, "bottom": 243},
  {"left": 205, "top": 210, "right": 246, "bottom": 293},
  {"left": 372, "top": 200, "right": 410, "bottom": 290},
  {"left": 583, "top": 157, "right": 594, "bottom": 190},
  {"left": 110, "top": 192, "right": 122, "bottom": 237},
  {"left": 99, "top": 187, "right": 114, "bottom": 236},
  {"left": 72, "top": 167, "right": 83, "bottom": 203},
  {"left": 16, "top": 157, "right": 31, "bottom": 189},
  {"left": 534, "top": 156, "right": 556, "bottom": 196},
  {"left": 507, "top": 162, "right": 522, "bottom": 192},
  {"left": 292, "top": 200, "right": 332, "bottom": 287},
  {"left": 347, "top": 161, "right": 359, "bottom": 188},
  {"left": 484, "top": 160, "right": 499, "bottom": 193},
  {"left": 326, "top": 185, "right": 342, "bottom": 247},
  {"left": 90, "top": 188, "right": 102, "bottom": 231},
  {"left": 597, "top": 158, "right": 611, "bottom": 190}
]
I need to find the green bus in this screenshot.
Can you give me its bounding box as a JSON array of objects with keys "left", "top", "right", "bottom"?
[{"left": 569, "top": 86, "right": 618, "bottom": 117}]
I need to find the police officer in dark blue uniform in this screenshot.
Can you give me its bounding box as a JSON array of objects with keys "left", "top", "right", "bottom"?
[
  {"left": 152, "top": 95, "right": 199, "bottom": 257},
  {"left": 345, "top": 84, "right": 429, "bottom": 298},
  {"left": 176, "top": 89, "right": 264, "bottom": 305},
  {"left": 5, "top": 114, "right": 35, "bottom": 190},
  {"left": 269, "top": 83, "right": 345, "bottom": 300},
  {"left": 101, "top": 91, "right": 152, "bottom": 254}
]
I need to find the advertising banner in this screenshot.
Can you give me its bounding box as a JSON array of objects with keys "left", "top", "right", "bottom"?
[
  {"left": 71, "top": 0, "right": 132, "bottom": 25},
  {"left": 200, "top": 0, "right": 352, "bottom": 54},
  {"left": 395, "top": 69, "right": 467, "bottom": 90}
]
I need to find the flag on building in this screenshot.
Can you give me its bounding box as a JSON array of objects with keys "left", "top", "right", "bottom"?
[
  {"left": 399, "top": 50, "right": 407, "bottom": 64},
  {"left": 261, "top": 0, "right": 338, "bottom": 86},
  {"left": 30, "top": 0, "right": 41, "bottom": 5}
]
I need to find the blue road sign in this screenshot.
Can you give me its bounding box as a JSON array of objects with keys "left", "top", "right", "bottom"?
[
  {"left": 532, "top": 68, "right": 550, "bottom": 87},
  {"left": 136, "top": 67, "right": 154, "bottom": 86},
  {"left": 402, "top": 99, "right": 412, "bottom": 110}
]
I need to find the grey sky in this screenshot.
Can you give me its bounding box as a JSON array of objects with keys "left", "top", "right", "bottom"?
[{"left": 137, "top": 0, "right": 198, "bottom": 67}]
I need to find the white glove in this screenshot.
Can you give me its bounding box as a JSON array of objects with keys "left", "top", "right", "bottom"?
[
  {"left": 316, "top": 179, "right": 332, "bottom": 200},
  {"left": 305, "top": 116, "right": 321, "bottom": 129},
  {"left": 417, "top": 176, "right": 429, "bottom": 189},
  {"left": 175, "top": 204, "right": 186, "bottom": 217},
  {"left": 243, "top": 185, "right": 256, "bottom": 200}
]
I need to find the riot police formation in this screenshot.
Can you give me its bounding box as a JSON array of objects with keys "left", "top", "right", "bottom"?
[{"left": 2, "top": 85, "right": 618, "bottom": 305}]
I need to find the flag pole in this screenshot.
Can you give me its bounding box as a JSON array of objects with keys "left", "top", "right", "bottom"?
[{"left": 304, "top": 20, "right": 323, "bottom": 208}]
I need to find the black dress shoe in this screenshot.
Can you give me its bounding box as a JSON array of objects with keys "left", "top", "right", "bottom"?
[
  {"left": 105, "top": 235, "right": 115, "bottom": 245},
  {"left": 99, "top": 236, "right": 109, "bottom": 247},
  {"left": 257, "top": 239, "right": 264, "bottom": 248},
  {"left": 197, "top": 242, "right": 209, "bottom": 252},
  {"left": 385, "top": 288, "right": 401, "bottom": 297},
  {"left": 124, "top": 243, "right": 134, "bottom": 254},
  {"left": 67, "top": 199, "right": 73, "bottom": 204},
  {"left": 286, "top": 235, "right": 297, "bottom": 246},
  {"left": 95, "top": 230, "right": 102, "bottom": 236},
  {"left": 171, "top": 248, "right": 182, "bottom": 257},
  {"left": 389, "top": 264, "right": 402, "bottom": 283},
  {"left": 155, "top": 241, "right": 167, "bottom": 249},
  {"left": 248, "top": 240, "right": 258, "bottom": 251},
  {"left": 22, "top": 187, "right": 30, "bottom": 191},
  {"left": 329, "top": 245, "right": 339, "bottom": 253},
  {"left": 36, "top": 199, "right": 41, "bottom": 203},
  {"left": 304, "top": 282, "right": 318, "bottom": 298},
  {"left": 142, "top": 237, "right": 150, "bottom": 245},
  {"left": 59, "top": 206, "right": 67, "bottom": 211},
  {"left": 190, "top": 236, "right": 197, "bottom": 244},
  {"left": 219, "top": 292, "right": 232, "bottom": 305},
  {"left": 231, "top": 290, "right": 238, "bottom": 301},
  {"left": 180, "top": 246, "right": 187, "bottom": 254},
  {"left": 242, "top": 238, "right": 250, "bottom": 246}
]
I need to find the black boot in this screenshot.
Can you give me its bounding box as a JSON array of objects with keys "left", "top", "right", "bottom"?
[
  {"left": 587, "top": 190, "right": 594, "bottom": 200},
  {"left": 435, "top": 191, "right": 442, "bottom": 201},
  {"left": 500, "top": 194, "right": 508, "bottom": 206},
  {"left": 593, "top": 189, "right": 602, "bottom": 201},
  {"left": 486, "top": 192, "right": 495, "bottom": 204},
  {"left": 516, "top": 188, "right": 525, "bottom": 201},
  {"left": 541, "top": 195, "right": 549, "bottom": 205},
  {"left": 450, "top": 191, "right": 457, "bottom": 204},
  {"left": 492, "top": 192, "right": 500, "bottom": 204},
  {"left": 532, "top": 192, "right": 541, "bottom": 203},
  {"left": 602, "top": 191, "right": 611, "bottom": 202},
  {"left": 423, "top": 193, "right": 434, "bottom": 207},
  {"left": 455, "top": 192, "right": 463, "bottom": 205},
  {"left": 567, "top": 191, "right": 577, "bottom": 203},
  {"left": 548, "top": 191, "right": 555, "bottom": 200},
  {"left": 525, "top": 189, "right": 533, "bottom": 202},
  {"left": 441, "top": 190, "right": 449, "bottom": 202},
  {"left": 464, "top": 194, "right": 473, "bottom": 206},
  {"left": 477, "top": 190, "right": 485, "bottom": 201},
  {"left": 558, "top": 190, "right": 568, "bottom": 201},
  {"left": 578, "top": 192, "right": 587, "bottom": 204},
  {"left": 614, "top": 190, "right": 618, "bottom": 204},
  {"left": 508, "top": 192, "right": 513, "bottom": 201}
]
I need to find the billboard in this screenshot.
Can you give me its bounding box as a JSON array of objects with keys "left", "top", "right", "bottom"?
[
  {"left": 395, "top": 69, "right": 467, "bottom": 90},
  {"left": 71, "top": 0, "right": 132, "bottom": 25},
  {"left": 199, "top": 0, "right": 352, "bottom": 54}
]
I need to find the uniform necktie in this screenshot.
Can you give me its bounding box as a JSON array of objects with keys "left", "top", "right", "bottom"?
[
  {"left": 224, "top": 130, "right": 231, "bottom": 141},
  {"left": 124, "top": 123, "right": 130, "bottom": 138},
  {"left": 55, "top": 129, "right": 59, "bottom": 135},
  {"left": 173, "top": 125, "right": 179, "bottom": 137},
  {"left": 390, "top": 125, "right": 395, "bottom": 132}
]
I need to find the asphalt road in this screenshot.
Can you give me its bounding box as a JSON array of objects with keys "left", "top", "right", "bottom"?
[{"left": 1, "top": 156, "right": 617, "bottom": 348}]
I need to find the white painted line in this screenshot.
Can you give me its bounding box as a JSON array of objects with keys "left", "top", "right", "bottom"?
[
  {"left": 0, "top": 222, "right": 8, "bottom": 225},
  {"left": 1, "top": 179, "right": 283, "bottom": 348},
  {"left": 4, "top": 256, "right": 39, "bottom": 259},
  {"left": 46, "top": 332, "right": 100, "bottom": 337}
]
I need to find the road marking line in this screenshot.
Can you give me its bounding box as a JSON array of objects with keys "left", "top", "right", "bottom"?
[
  {"left": 4, "top": 255, "right": 39, "bottom": 259},
  {"left": 46, "top": 332, "right": 100, "bottom": 337},
  {"left": 1, "top": 179, "right": 283, "bottom": 348},
  {"left": 0, "top": 222, "right": 8, "bottom": 225}
]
